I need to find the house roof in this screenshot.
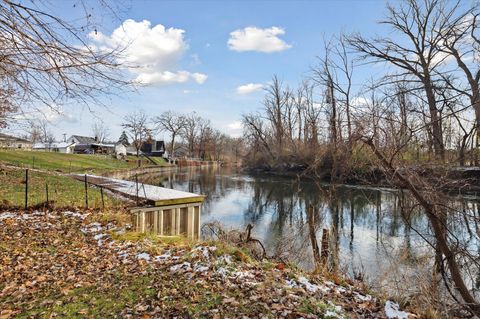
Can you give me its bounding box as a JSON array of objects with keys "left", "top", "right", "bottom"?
[
  {"left": 141, "top": 140, "right": 165, "bottom": 153},
  {"left": 33, "top": 142, "right": 75, "bottom": 149},
  {"left": 69, "top": 135, "right": 96, "bottom": 144},
  {"left": 91, "top": 143, "right": 115, "bottom": 148},
  {"left": 0, "top": 133, "right": 30, "bottom": 143},
  {"left": 74, "top": 144, "right": 91, "bottom": 151}
]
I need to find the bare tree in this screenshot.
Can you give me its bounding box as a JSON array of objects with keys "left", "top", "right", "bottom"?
[
  {"left": 439, "top": 7, "right": 480, "bottom": 163},
  {"left": 312, "top": 37, "right": 354, "bottom": 151},
  {"left": 0, "top": 0, "right": 130, "bottom": 127},
  {"left": 348, "top": 0, "right": 462, "bottom": 161},
  {"left": 91, "top": 121, "right": 110, "bottom": 143},
  {"left": 122, "top": 111, "right": 151, "bottom": 157},
  {"left": 182, "top": 112, "right": 201, "bottom": 158},
  {"left": 153, "top": 111, "right": 186, "bottom": 158},
  {"left": 264, "top": 75, "right": 289, "bottom": 156},
  {"left": 197, "top": 117, "right": 212, "bottom": 160},
  {"left": 26, "top": 121, "right": 42, "bottom": 144}
]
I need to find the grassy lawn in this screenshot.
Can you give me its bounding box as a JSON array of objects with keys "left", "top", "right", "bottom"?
[
  {"left": 149, "top": 156, "right": 168, "bottom": 166},
  {"left": 0, "top": 167, "right": 122, "bottom": 208},
  {"left": 0, "top": 150, "right": 134, "bottom": 173},
  {"left": 125, "top": 155, "right": 168, "bottom": 166}
]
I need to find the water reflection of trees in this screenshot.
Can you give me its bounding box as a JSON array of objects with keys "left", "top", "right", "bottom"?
[
  {"left": 137, "top": 168, "right": 480, "bottom": 296},
  {"left": 242, "top": 176, "right": 443, "bottom": 276},
  {"left": 136, "top": 167, "right": 249, "bottom": 216}
]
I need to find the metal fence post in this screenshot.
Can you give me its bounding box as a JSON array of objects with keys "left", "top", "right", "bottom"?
[
  {"left": 84, "top": 174, "right": 88, "bottom": 208},
  {"left": 45, "top": 183, "right": 49, "bottom": 209},
  {"left": 100, "top": 187, "right": 105, "bottom": 210},
  {"left": 24, "top": 169, "right": 28, "bottom": 210},
  {"left": 135, "top": 174, "right": 139, "bottom": 206}
]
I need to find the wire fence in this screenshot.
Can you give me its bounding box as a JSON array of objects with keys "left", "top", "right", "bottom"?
[{"left": 7, "top": 169, "right": 113, "bottom": 210}]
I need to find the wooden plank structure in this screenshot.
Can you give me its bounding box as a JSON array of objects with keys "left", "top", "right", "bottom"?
[{"left": 71, "top": 174, "right": 204, "bottom": 239}]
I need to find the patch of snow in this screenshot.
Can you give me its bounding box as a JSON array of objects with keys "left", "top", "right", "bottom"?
[
  {"left": 285, "top": 279, "right": 298, "bottom": 288},
  {"left": 354, "top": 292, "right": 372, "bottom": 302},
  {"left": 216, "top": 267, "right": 229, "bottom": 278},
  {"left": 325, "top": 310, "right": 343, "bottom": 318},
  {"left": 297, "top": 276, "right": 329, "bottom": 293},
  {"left": 233, "top": 270, "right": 254, "bottom": 279},
  {"left": 0, "top": 212, "right": 16, "bottom": 220},
  {"left": 154, "top": 251, "right": 172, "bottom": 262},
  {"left": 385, "top": 301, "right": 409, "bottom": 319},
  {"left": 118, "top": 251, "right": 129, "bottom": 258},
  {"left": 217, "top": 255, "right": 233, "bottom": 265},
  {"left": 94, "top": 234, "right": 107, "bottom": 240},
  {"left": 62, "top": 211, "right": 86, "bottom": 219},
  {"left": 335, "top": 286, "right": 346, "bottom": 293},
  {"left": 170, "top": 262, "right": 192, "bottom": 273},
  {"left": 194, "top": 263, "right": 209, "bottom": 273},
  {"left": 137, "top": 253, "right": 151, "bottom": 261},
  {"left": 80, "top": 222, "right": 103, "bottom": 233},
  {"left": 192, "top": 246, "right": 211, "bottom": 259}
]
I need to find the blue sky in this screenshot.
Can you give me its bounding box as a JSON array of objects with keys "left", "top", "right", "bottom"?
[{"left": 11, "top": 0, "right": 390, "bottom": 141}]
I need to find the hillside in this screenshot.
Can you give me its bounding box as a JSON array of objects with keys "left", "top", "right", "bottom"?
[
  {"left": 0, "top": 150, "right": 133, "bottom": 173},
  {"left": 0, "top": 209, "right": 414, "bottom": 318}
]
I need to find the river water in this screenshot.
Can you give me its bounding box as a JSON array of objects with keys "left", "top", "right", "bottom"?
[{"left": 135, "top": 166, "right": 480, "bottom": 293}]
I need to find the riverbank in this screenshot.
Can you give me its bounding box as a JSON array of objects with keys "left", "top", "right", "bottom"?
[
  {"left": 244, "top": 164, "right": 480, "bottom": 195},
  {"left": 0, "top": 209, "right": 414, "bottom": 318}
]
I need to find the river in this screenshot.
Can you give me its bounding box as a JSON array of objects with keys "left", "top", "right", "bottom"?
[{"left": 134, "top": 165, "right": 480, "bottom": 295}]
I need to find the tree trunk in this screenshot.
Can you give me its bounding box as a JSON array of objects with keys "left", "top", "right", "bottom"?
[
  {"left": 473, "top": 97, "right": 480, "bottom": 166},
  {"left": 424, "top": 78, "right": 445, "bottom": 161},
  {"left": 307, "top": 205, "right": 321, "bottom": 269},
  {"left": 364, "top": 138, "right": 480, "bottom": 315},
  {"left": 170, "top": 132, "right": 176, "bottom": 158}
]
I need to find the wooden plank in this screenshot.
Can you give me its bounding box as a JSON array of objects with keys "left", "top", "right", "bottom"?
[{"left": 154, "top": 196, "right": 205, "bottom": 206}]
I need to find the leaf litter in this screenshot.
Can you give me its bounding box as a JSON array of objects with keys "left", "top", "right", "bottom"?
[{"left": 0, "top": 210, "right": 416, "bottom": 318}]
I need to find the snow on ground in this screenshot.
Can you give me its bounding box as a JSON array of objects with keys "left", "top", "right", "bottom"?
[
  {"left": 0, "top": 210, "right": 416, "bottom": 318},
  {"left": 385, "top": 300, "right": 410, "bottom": 319},
  {"left": 78, "top": 174, "right": 203, "bottom": 202}
]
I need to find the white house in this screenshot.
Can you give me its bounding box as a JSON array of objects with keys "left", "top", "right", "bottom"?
[
  {"left": 0, "top": 133, "right": 32, "bottom": 149},
  {"left": 32, "top": 142, "right": 76, "bottom": 153},
  {"left": 115, "top": 142, "right": 127, "bottom": 156}
]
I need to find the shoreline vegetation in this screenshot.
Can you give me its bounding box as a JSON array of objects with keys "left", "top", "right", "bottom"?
[{"left": 243, "top": 163, "right": 480, "bottom": 195}]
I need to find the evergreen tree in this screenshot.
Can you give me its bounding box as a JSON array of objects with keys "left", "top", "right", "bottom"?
[{"left": 118, "top": 131, "right": 130, "bottom": 145}]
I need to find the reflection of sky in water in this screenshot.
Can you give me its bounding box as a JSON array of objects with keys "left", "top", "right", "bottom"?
[{"left": 136, "top": 167, "right": 476, "bottom": 287}]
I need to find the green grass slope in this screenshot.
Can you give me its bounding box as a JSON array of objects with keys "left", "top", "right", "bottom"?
[{"left": 0, "top": 150, "right": 133, "bottom": 173}]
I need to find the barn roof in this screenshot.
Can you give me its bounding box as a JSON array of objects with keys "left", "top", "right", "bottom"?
[
  {"left": 0, "top": 133, "right": 30, "bottom": 143},
  {"left": 70, "top": 135, "right": 96, "bottom": 144}
]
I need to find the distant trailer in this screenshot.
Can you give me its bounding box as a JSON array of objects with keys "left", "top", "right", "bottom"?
[{"left": 71, "top": 174, "right": 204, "bottom": 239}]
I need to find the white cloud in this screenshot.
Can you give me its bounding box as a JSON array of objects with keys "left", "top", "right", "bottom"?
[
  {"left": 236, "top": 83, "right": 264, "bottom": 95},
  {"left": 15, "top": 105, "right": 77, "bottom": 124},
  {"left": 191, "top": 73, "right": 208, "bottom": 84},
  {"left": 89, "top": 19, "right": 207, "bottom": 86},
  {"left": 226, "top": 121, "right": 243, "bottom": 137},
  {"left": 227, "top": 121, "right": 242, "bottom": 130},
  {"left": 228, "top": 26, "right": 292, "bottom": 53},
  {"left": 351, "top": 97, "right": 370, "bottom": 107}
]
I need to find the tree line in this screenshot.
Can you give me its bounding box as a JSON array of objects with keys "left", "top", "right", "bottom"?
[
  {"left": 122, "top": 110, "right": 242, "bottom": 161},
  {"left": 243, "top": 0, "right": 480, "bottom": 173}
]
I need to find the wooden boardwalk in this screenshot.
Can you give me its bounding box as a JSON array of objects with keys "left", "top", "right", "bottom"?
[{"left": 71, "top": 174, "right": 204, "bottom": 206}]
